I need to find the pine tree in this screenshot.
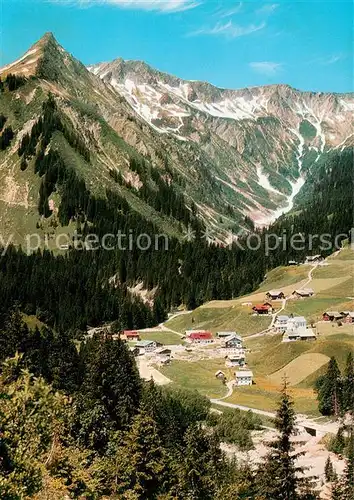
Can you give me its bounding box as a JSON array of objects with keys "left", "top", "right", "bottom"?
[
  {"left": 341, "top": 428, "right": 354, "bottom": 499},
  {"left": 216, "top": 461, "right": 257, "bottom": 500},
  {"left": 325, "top": 456, "right": 337, "bottom": 482},
  {"left": 331, "top": 478, "right": 343, "bottom": 499},
  {"left": 73, "top": 334, "right": 142, "bottom": 451},
  {"left": 114, "top": 410, "right": 169, "bottom": 499},
  {"left": 330, "top": 427, "right": 346, "bottom": 455},
  {"left": 316, "top": 357, "right": 343, "bottom": 416},
  {"left": 257, "top": 382, "right": 317, "bottom": 499},
  {"left": 0, "top": 305, "right": 30, "bottom": 362},
  {"left": 177, "top": 423, "right": 224, "bottom": 500},
  {"left": 343, "top": 352, "right": 354, "bottom": 413}
]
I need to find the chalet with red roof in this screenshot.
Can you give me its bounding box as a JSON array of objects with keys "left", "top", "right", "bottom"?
[
  {"left": 252, "top": 304, "right": 272, "bottom": 315},
  {"left": 188, "top": 331, "right": 214, "bottom": 343},
  {"left": 123, "top": 330, "right": 140, "bottom": 341}
]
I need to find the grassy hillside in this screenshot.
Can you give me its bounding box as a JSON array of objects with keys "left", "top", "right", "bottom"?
[
  {"left": 165, "top": 306, "right": 271, "bottom": 337},
  {"left": 139, "top": 331, "right": 184, "bottom": 345},
  {"left": 257, "top": 265, "right": 309, "bottom": 291},
  {"left": 161, "top": 248, "right": 354, "bottom": 415},
  {"left": 161, "top": 359, "right": 230, "bottom": 399}
]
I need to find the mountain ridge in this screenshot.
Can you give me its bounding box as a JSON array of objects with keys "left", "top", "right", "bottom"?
[
  {"left": 88, "top": 50, "right": 353, "bottom": 225},
  {"left": 88, "top": 57, "right": 353, "bottom": 97},
  {"left": 0, "top": 33, "right": 353, "bottom": 243}
]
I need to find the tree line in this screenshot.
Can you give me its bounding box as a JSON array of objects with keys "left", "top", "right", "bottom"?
[
  {"left": 3, "top": 306, "right": 353, "bottom": 498},
  {"left": 315, "top": 353, "right": 354, "bottom": 417}
]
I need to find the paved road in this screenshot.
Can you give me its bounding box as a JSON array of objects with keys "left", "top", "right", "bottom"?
[
  {"left": 210, "top": 399, "right": 339, "bottom": 436},
  {"left": 210, "top": 399, "right": 276, "bottom": 418}
]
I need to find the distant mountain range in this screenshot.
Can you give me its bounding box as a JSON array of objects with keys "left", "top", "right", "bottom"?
[{"left": 1, "top": 33, "right": 353, "bottom": 243}]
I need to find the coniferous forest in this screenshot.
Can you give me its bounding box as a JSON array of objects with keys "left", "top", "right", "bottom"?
[{"left": 4, "top": 307, "right": 352, "bottom": 499}]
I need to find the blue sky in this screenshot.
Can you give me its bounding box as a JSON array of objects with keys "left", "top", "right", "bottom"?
[{"left": 1, "top": 1, "right": 352, "bottom": 92}]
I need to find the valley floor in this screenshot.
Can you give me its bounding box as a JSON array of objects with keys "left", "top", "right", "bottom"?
[{"left": 136, "top": 246, "right": 354, "bottom": 417}]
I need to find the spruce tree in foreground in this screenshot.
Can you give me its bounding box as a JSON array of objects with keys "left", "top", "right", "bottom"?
[
  {"left": 257, "top": 382, "right": 317, "bottom": 499},
  {"left": 343, "top": 352, "right": 354, "bottom": 413},
  {"left": 316, "top": 357, "right": 343, "bottom": 416},
  {"left": 324, "top": 456, "right": 337, "bottom": 483},
  {"left": 341, "top": 428, "right": 354, "bottom": 500},
  {"left": 114, "top": 410, "right": 169, "bottom": 499},
  {"left": 329, "top": 427, "right": 346, "bottom": 455},
  {"left": 177, "top": 423, "right": 224, "bottom": 500}
]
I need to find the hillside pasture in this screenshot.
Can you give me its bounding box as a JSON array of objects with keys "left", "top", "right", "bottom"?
[
  {"left": 160, "top": 358, "right": 230, "bottom": 399},
  {"left": 165, "top": 305, "right": 271, "bottom": 337},
  {"left": 268, "top": 353, "right": 330, "bottom": 386},
  {"left": 257, "top": 265, "right": 309, "bottom": 292},
  {"left": 282, "top": 297, "right": 348, "bottom": 322},
  {"left": 161, "top": 248, "right": 354, "bottom": 416},
  {"left": 225, "top": 378, "right": 319, "bottom": 415},
  {"left": 139, "top": 331, "right": 184, "bottom": 345}
]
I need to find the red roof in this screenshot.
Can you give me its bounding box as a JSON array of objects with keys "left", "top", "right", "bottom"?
[
  {"left": 124, "top": 330, "right": 139, "bottom": 337},
  {"left": 253, "top": 304, "right": 271, "bottom": 311},
  {"left": 189, "top": 332, "right": 213, "bottom": 340}
]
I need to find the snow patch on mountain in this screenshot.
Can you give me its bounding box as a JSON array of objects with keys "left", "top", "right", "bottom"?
[
  {"left": 255, "top": 127, "right": 306, "bottom": 226},
  {"left": 159, "top": 81, "right": 269, "bottom": 120},
  {"left": 108, "top": 77, "right": 191, "bottom": 133},
  {"left": 256, "top": 166, "right": 281, "bottom": 194},
  {"left": 340, "top": 99, "right": 354, "bottom": 112}
]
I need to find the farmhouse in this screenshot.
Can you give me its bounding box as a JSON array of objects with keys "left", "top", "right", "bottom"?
[
  {"left": 274, "top": 315, "right": 290, "bottom": 332},
  {"left": 188, "top": 331, "right": 214, "bottom": 344},
  {"left": 284, "top": 327, "right": 316, "bottom": 342},
  {"left": 226, "top": 353, "right": 245, "bottom": 367},
  {"left": 235, "top": 370, "right": 253, "bottom": 386},
  {"left": 341, "top": 312, "right": 354, "bottom": 323},
  {"left": 252, "top": 303, "right": 272, "bottom": 315},
  {"left": 135, "top": 340, "right": 157, "bottom": 354},
  {"left": 305, "top": 255, "right": 322, "bottom": 263},
  {"left": 217, "top": 331, "right": 237, "bottom": 338},
  {"left": 266, "top": 290, "right": 285, "bottom": 300},
  {"left": 292, "top": 288, "right": 314, "bottom": 298},
  {"left": 322, "top": 311, "right": 344, "bottom": 322},
  {"left": 221, "top": 334, "right": 243, "bottom": 348},
  {"left": 156, "top": 347, "right": 172, "bottom": 358},
  {"left": 123, "top": 330, "right": 140, "bottom": 341},
  {"left": 287, "top": 316, "right": 307, "bottom": 331},
  {"left": 215, "top": 370, "right": 226, "bottom": 380}
]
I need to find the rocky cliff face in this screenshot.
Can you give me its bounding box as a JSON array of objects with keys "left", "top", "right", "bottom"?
[{"left": 89, "top": 58, "right": 354, "bottom": 225}]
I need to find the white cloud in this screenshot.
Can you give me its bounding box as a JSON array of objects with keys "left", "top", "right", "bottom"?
[
  {"left": 219, "top": 2, "right": 243, "bottom": 18},
  {"left": 321, "top": 54, "right": 344, "bottom": 65},
  {"left": 52, "top": 0, "right": 201, "bottom": 12},
  {"left": 249, "top": 61, "right": 282, "bottom": 75},
  {"left": 308, "top": 53, "right": 346, "bottom": 66},
  {"left": 190, "top": 20, "right": 266, "bottom": 38},
  {"left": 256, "top": 3, "right": 279, "bottom": 15}
]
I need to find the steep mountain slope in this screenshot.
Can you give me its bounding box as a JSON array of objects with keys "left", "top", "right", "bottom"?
[
  {"left": 89, "top": 58, "right": 354, "bottom": 225},
  {"left": 0, "top": 34, "right": 209, "bottom": 244}
]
